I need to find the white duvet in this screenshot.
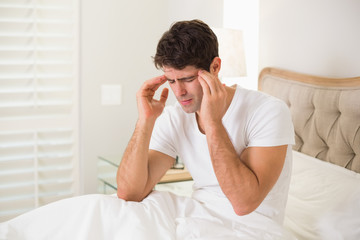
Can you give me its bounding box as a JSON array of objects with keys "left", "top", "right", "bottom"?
[
  {"left": 0, "top": 189, "right": 295, "bottom": 240},
  {"left": 3, "top": 150, "right": 359, "bottom": 240},
  {"left": 284, "top": 151, "right": 360, "bottom": 240}
]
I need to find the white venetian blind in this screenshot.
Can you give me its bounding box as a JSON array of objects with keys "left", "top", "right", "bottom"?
[{"left": 0, "top": 0, "right": 79, "bottom": 222}]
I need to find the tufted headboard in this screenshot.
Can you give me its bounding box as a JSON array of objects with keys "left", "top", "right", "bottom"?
[{"left": 258, "top": 67, "right": 360, "bottom": 173}]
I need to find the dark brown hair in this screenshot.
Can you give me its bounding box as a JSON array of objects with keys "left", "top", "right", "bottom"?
[{"left": 153, "top": 19, "right": 218, "bottom": 71}]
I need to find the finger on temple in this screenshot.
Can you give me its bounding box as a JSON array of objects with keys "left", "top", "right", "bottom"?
[
  {"left": 159, "top": 88, "right": 169, "bottom": 105},
  {"left": 198, "top": 75, "right": 211, "bottom": 95},
  {"left": 198, "top": 70, "right": 220, "bottom": 93},
  {"left": 142, "top": 75, "right": 166, "bottom": 91}
]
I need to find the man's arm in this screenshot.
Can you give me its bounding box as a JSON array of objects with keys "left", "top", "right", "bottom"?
[
  {"left": 116, "top": 75, "right": 174, "bottom": 202},
  {"left": 197, "top": 70, "right": 287, "bottom": 216},
  {"left": 205, "top": 122, "right": 287, "bottom": 215}
]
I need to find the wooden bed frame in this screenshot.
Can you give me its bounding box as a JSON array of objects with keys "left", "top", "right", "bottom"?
[
  {"left": 259, "top": 68, "right": 360, "bottom": 88},
  {"left": 258, "top": 67, "right": 360, "bottom": 173}
]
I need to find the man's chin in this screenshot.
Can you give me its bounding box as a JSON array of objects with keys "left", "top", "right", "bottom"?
[{"left": 180, "top": 105, "right": 196, "bottom": 114}]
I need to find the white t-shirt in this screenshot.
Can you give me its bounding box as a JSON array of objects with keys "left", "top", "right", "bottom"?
[{"left": 149, "top": 85, "right": 295, "bottom": 224}]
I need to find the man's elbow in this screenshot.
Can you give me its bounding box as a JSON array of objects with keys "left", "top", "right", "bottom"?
[
  {"left": 233, "top": 202, "right": 259, "bottom": 216},
  {"left": 117, "top": 189, "right": 143, "bottom": 202},
  {"left": 234, "top": 207, "right": 254, "bottom": 216}
]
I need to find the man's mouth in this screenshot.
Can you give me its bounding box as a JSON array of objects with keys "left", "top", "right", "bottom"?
[{"left": 179, "top": 99, "right": 192, "bottom": 106}]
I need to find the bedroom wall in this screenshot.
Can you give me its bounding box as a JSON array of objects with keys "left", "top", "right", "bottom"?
[
  {"left": 80, "top": 1, "right": 168, "bottom": 194},
  {"left": 80, "top": 1, "right": 224, "bottom": 194},
  {"left": 223, "top": 0, "right": 259, "bottom": 90},
  {"left": 259, "top": 0, "right": 360, "bottom": 78}
]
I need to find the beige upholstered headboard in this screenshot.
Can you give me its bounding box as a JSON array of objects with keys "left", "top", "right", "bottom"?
[{"left": 258, "top": 67, "right": 360, "bottom": 173}]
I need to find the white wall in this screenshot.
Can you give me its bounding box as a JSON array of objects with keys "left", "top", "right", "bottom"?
[
  {"left": 166, "top": 0, "right": 223, "bottom": 27},
  {"left": 81, "top": 0, "right": 168, "bottom": 194},
  {"left": 259, "top": 0, "right": 360, "bottom": 78},
  {"left": 80, "top": 0, "right": 224, "bottom": 194},
  {"left": 223, "top": 0, "right": 259, "bottom": 90}
]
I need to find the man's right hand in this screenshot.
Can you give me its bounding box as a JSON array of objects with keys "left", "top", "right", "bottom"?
[
  {"left": 136, "top": 75, "right": 169, "bottom": 122},
  {"left": 117, "top": 76, "right": 171, "bottom": 202}
]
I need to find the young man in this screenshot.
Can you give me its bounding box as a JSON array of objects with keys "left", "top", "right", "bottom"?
[{"left": 116, "top": 19, "right": 294, "bottom": 224}]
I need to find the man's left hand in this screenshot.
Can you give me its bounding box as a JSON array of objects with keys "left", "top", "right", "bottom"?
[{"left": 197, "top": 70, "right": 227, "bottom": 131}]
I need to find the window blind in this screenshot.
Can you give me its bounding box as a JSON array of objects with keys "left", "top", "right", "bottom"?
[{"left": 0, "top": 0, "right": 79, "bottom": 222}]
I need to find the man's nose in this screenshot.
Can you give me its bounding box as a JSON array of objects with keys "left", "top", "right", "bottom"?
[{"left": 174, "top": 82, "right": 187, "bottom": 96}]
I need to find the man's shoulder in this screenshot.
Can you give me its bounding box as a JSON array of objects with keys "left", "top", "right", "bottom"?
[{"left": 234, "top": 86, "right": 286, "bottom": 114}]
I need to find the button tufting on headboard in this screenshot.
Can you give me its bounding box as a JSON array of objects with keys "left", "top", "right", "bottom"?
[{"left": 259, "top": 68, "right": 360, "bottom": 173}]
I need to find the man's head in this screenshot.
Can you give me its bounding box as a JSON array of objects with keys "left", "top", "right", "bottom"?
[
  {"left": 154, "top": 20, "right": 220, "bottom": 114},
  {"left": 154, "top": 19, "right": 218, "bottom": 72}
]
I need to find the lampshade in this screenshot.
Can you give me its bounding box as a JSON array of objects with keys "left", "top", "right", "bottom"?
[{"left": 212, "top": 28, "right": 247, "bottom": 78}]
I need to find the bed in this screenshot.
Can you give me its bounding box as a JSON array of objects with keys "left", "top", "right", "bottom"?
[
  {"left": 259, "top": 67, "right": 360, "bottom": 240},
  {"left": 1, "top": 68, "right": 359, "bottom": 240}
]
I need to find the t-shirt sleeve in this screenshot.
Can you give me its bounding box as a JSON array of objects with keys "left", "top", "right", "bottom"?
[
  {"left": 149, "top": 108, "right": 178, "bottom": 158},
  {"left": 247, "top": 99, "right": 295, "bottom": 147}
]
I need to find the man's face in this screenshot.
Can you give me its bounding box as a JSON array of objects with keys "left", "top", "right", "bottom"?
[{"left": 163, "top": 65, "right": 203, "bottom": 114}]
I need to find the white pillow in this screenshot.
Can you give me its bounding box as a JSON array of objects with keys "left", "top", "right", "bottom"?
[
  {"left": 285, "top": 151, "right": 360, "bottom": 240},
  {"left": 316, "top": 189, "right": 360, "bottom": 240}
]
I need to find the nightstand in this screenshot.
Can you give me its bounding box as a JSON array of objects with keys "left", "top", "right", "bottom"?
[{"left": 97, "top": 155, "right": 192, "bottom": 194}]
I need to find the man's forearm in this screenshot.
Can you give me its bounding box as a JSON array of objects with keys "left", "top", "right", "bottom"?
[
  {"left": 116, "top": 119, "right": 155, "bottom": 201},
  {"left": 205, "top": 123, "right": 260, "bottom": 215},
  {"left": 116, "top": 75, "right": 168, "bottom": 201}
]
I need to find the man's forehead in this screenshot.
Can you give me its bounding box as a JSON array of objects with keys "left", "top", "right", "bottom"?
[{"left": 163, "top": 66, "right": 199, "bottom": 76}]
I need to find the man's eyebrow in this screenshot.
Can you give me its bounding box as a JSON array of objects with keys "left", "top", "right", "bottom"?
[{"left": 166, "top": 75, "right": 198, "bottom": 81}]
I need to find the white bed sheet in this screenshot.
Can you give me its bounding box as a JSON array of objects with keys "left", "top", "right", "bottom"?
[
  {"left": 284, "top": 151, "right": 360, "bottom": 240},
  {"left": 2, "top": 150, "right": 359, "bottom": 240},
  {"left": 0, "top": 189, "right": 295, "bottom": 240}
]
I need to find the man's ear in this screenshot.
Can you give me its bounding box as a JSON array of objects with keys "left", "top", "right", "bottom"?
[{"left": 209, "top": 57, "right": 221, "bottom": 75}]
